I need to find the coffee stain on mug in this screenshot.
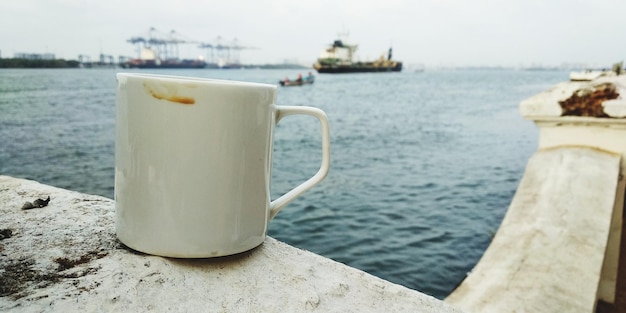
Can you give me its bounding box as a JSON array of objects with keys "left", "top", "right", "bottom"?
[{"left": 143, "top": 82, "right": 195, "bottom": 105}]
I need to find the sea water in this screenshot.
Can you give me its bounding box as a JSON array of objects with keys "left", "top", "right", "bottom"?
[{"left": 0, "top": 67, "right": 567, "bottom": 298}]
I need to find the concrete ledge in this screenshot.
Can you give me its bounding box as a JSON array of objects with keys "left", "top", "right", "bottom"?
[
  {"left": 0, "top": 175, "right": 460, "bottom": 312},
  {"left": 520, "top": 76, "right": 626, "bottom": 118},
  {"left": 445, "top": 147, "right": 621, "bottom": 312}
]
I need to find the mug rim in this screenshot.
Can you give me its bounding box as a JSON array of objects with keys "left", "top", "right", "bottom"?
[{"left": 116, "top": 72, "right": 277, "bottom": 90}]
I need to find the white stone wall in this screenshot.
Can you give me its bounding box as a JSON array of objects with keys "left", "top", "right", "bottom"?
[{"left": 446, "top": 147, "right": 621, "bottom": 312}]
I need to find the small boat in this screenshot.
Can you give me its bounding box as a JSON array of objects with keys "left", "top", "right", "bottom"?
[
  {"left": 570, "top": 62, "right": 623, "bottom": 81},
  {"left": 279, "top": 74, "right": 315, "bottom": 86},
  {"left": 569, "top": 69, "right": 611, "bottom": 81}
]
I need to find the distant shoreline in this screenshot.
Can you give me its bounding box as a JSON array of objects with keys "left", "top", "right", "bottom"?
[
  {"left": 0, "top": 58, "right": 311, "bottom": 70},
  {"left": 0, "top": 58, "right": 80, "bottom": 68}
]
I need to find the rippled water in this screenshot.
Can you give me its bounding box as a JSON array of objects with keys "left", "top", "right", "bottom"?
[{"left": 0, "top": 68, "right": 567, "bottom": 298}]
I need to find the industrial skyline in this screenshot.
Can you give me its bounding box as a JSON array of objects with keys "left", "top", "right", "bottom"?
[{"left": 3, "top": 0, "right": 626, "bottom": 68}]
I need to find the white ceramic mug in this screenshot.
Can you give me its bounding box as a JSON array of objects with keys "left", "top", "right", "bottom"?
[{"left": 115, "top": 73, "right": 330, "bottom": 258}]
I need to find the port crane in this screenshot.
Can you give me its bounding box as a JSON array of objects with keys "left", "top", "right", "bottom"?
[
  {"left": 124, "top": 27, "right": 256, "bottom": 68},
  {"left": 127, "top": 27, "right": 198, "bottom": 61},
  {"left": 198, "top": 37, "right": 257, "bottom": 67}
]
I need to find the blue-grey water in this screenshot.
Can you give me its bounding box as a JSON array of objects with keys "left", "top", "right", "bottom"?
[{"left": 0, "top": 68, "right": 567, "bottom": 298}]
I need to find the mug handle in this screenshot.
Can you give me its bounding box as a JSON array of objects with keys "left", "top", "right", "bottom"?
[{"left": 269, "top": 105, "right": 331, "bottom": 220}]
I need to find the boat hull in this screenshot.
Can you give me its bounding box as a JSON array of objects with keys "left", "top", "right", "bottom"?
[
  {"left": 314, "top": 62, "right": 402, "bottom": 74},
  {"left": 122, "top": 59, "right": 207, "bottom": 69},
  {"left": 279, "top": 78, "right": 315, "bottom": 86}
]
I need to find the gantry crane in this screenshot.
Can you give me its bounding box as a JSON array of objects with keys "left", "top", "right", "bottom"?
[
  {"left": 198, "top": 37, "right": 257, "bottom": 68},
  {"left": 127, "top": 27, "right": 199, "bottom": 61}
]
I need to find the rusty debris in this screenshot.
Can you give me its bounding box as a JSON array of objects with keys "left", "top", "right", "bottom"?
[
  {"left": 0, "top": 228, "right": 12, "bottom": 240},
  {"left": 21, "top": 196, "right": 51, "bottom": 210},
  {"left": 559, "top": 82, "right": 620, "bottom": 117}
]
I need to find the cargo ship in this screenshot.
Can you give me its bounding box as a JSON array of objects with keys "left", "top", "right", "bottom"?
[
  {"left": 313, "top": 39, "right": 402, "bottom": 73},
  {"left": 121, "top": 48, "right": 206, "bottom": 69}
]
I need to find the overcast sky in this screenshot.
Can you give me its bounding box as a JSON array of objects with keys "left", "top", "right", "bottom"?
[{"left": 3, "top": 0, "right": 626, "bottom": 68}]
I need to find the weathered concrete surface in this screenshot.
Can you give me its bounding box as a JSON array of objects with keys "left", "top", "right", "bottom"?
[
  {"left": 531, "top": 119, "right": 626, "bottom": 305},
  {"left": 445, "top": 147, "right": 621, "bottom": 313},
  {"left": 602, "top": 99, "right": 626, "bottom": 118},
  {"left": 520, "top": 76, "right": 626, "bottom": 118},
  {"left": 0, "top": 175, "right": 461, "bottom": 313}
]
